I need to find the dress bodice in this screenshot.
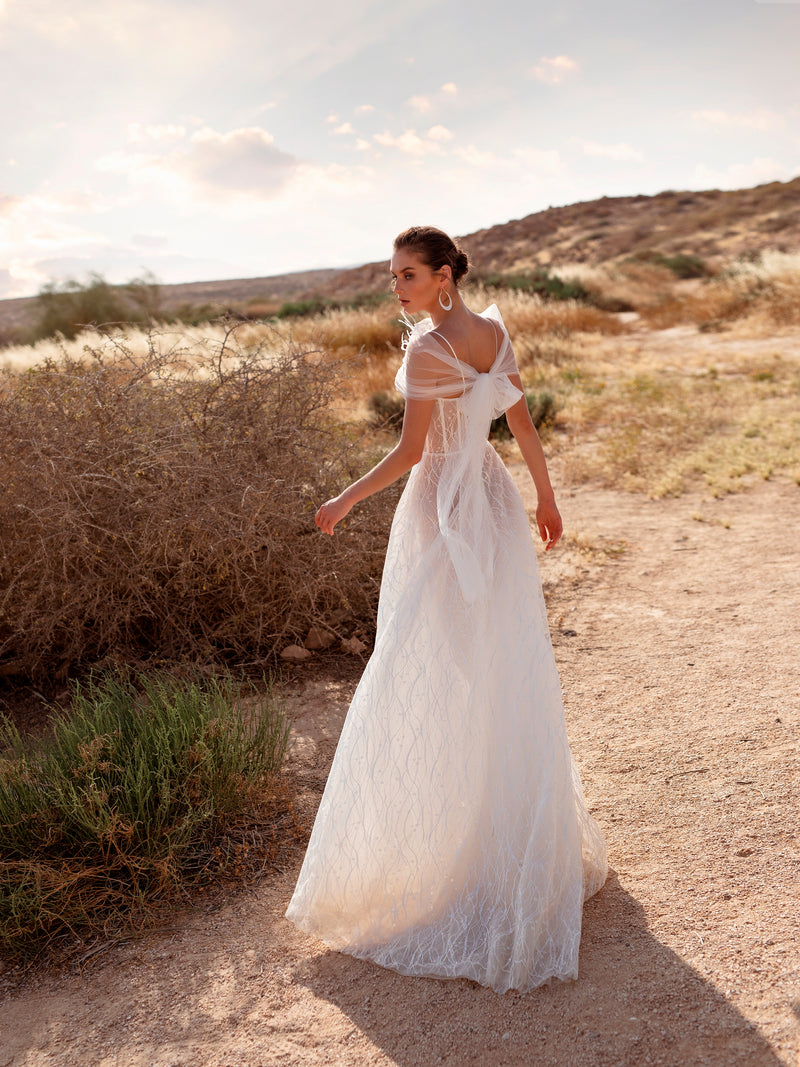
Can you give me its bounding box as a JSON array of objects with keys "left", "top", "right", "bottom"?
[
  {"left": 423, "top": 397, "right": 471, "bottom": 456},
  {"left": 394, "top": 307, "right": 524, "bottom": 604}
]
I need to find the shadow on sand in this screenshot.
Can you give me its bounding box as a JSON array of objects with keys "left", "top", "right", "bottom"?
[{"left": 295, "top": 870, "right": 785, "bottom": 1067}]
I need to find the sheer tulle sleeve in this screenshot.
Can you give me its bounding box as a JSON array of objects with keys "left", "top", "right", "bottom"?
[
  {"left": 395, "top": 305, "right": 522, "bottom": 417},
  {"left": 394, "top": 324, "right": 465, "bottom": 401}
]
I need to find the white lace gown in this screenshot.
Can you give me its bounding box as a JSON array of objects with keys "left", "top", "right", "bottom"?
[{"left": 286, "top": 305, "right": 607, "bottom": 993}]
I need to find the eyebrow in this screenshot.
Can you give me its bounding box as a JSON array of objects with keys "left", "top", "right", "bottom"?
[{"left": 390, "top": 264, "right": 417, "bottom": 276}]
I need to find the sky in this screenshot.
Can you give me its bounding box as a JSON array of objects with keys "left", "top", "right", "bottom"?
[{"left": 1, "top": 0, "right": 799, "bottom": 299}]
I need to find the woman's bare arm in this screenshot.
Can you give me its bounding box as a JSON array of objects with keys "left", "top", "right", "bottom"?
[
  {"left": 315, "top": 396, "right": 435, "bottom": 535},
  {"left": 505, "top": 375, "right": 562, "bottom": 550}
]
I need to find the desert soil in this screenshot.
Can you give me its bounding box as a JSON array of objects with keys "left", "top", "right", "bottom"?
[{"left": 0, "top": 470, "right": 798, "bottom": 1067}]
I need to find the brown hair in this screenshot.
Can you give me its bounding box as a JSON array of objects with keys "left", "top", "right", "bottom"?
[{"left": 393, "top": 226, "right": 470, "bottom": 286}]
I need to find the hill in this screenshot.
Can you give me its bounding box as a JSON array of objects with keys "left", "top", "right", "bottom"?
[
  {"left": 321, "top": 177, "right": 800, "bottom": 298},
  {"left": 1, "top": 176, "right": 798, "bottom": 338}
]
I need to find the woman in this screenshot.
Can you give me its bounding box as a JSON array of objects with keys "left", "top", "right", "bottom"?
[{"left": 286, "top": 226, "right": 607, "bottom": 993}]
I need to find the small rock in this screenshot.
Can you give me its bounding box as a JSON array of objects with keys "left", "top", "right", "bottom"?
[
  {"left": 305, "top": 626, "right": 336, "bottom": 651},
  {"left": 280, "top": 644, "right": 312, "bottom": 662},
  {"left": 341, "top": 636, "right": 367, "bottom": 654}
]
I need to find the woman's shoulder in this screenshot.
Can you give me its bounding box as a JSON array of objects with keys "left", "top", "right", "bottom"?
[{"left": 401, "top": 314, "right": 437, "bottom": 354}]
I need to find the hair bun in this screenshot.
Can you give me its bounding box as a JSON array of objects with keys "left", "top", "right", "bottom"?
[{"left": 453, "top": 249, "right": 470, "bottom": 284}]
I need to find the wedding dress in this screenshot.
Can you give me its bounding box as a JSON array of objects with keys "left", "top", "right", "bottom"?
[{"left": 286, "top": 305, "right": 607, "bottom": 993}]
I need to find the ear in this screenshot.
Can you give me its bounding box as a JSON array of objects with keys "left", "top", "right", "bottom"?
[{"left": 439, "top": 265, "right": 453, "bottom": 284}]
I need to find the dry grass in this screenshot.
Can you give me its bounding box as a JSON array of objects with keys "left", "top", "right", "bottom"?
[
  {"left": 553, "top": 260, "right": 680, "bottom": 312},
  {"left": 0, "top": 323, "right": 399, "bottom": 683},
  {"left": 635, "top": 251, "right": 800, "bottom": 331},
  {"left": 548, "top": 348, "right": 800, "bottom": 497}
]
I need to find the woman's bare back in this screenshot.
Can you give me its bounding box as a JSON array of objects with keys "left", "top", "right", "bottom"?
[{"left": 429, "top": 312, "right": 500, "bottom": 374}]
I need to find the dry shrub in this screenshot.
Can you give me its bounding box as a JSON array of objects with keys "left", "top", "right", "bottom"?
[
  {"left": 276, "top": 304, "right": 404, "bottom": 402},
  {"left": 638, "top": 251, "right": 800, "bottom": 331},
  {"left": 0, "top": 323, "right": 398, "bottom": 682},
  {"left": 553, "top": 260, "right": 678, "bottom": 313},
  {"left": 460, "top": 286, "right": 627, "bottom": 350}
]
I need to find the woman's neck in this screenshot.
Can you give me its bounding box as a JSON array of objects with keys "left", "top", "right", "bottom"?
[{"left": 430, "top": 290, "right": 466, "bottom": 328}]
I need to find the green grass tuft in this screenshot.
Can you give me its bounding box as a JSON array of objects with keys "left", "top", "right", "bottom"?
[{"left": 0, "top": 670, "right": 289, "bottom": 955}]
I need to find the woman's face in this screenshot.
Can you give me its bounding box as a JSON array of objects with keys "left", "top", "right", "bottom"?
[{"left": 389, "top": 250, "right": 446, "bottom": 314}]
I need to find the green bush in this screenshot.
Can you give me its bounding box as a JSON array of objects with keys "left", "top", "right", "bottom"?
[
  {"left": 368, "top": 390, "right": 406, "bottom": 430},
  {"left": 275, "top": 298, "right": 333, "bottom": 319},
  {"left": 33, "top": 272, "right": 162, "bottom": 342},
  {"left": 630, "top": 251, "right": 710, "bottom": 279},
  {"left": 0, "top": 670, "right": 289, "bottom": 954},
  {"left": 490, "top": 390, "right": 559, "bottom": 439},
  {"left": 274, "top": 292, "right": 391, "bottom": 320},
  {"left": 481, "top": 269, "right": 592, "bottom": 303}
]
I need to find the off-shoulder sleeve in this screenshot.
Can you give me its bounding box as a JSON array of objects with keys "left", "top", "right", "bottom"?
[
  {"left": 394, "top": 307, "right": 522, "bottom": 405},
  {"left": 395, "top": 336, "right": 468, "bottom": 400},
  {"left": 482, "top": 304, "right": 522, "bottom": 381}
]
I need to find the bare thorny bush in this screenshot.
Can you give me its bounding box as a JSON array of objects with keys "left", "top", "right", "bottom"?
[{"left": 0, "top": 322, "right": 399, "bottom": 683}]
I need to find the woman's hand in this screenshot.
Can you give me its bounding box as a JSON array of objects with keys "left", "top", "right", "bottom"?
[
  {"left": 315, "top": 494, "right": 353, "bottom": 536},
  {"left": 536, "top": 498, "right": 563, "bottom": 551}
]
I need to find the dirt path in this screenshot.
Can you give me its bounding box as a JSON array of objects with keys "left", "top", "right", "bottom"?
[{"left": 1, "top": 474, "right": 798, "bottom": 1067}]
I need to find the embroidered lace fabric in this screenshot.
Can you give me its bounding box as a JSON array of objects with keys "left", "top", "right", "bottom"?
[{"left": 285, "top": 305, "right": 608, "bottom": 992}]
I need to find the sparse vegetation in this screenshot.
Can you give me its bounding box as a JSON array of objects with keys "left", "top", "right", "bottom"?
[
  {"left": 0, "top": 244, "right": 797, "bottom": 688},
  {"left": 0, "top": 669, "right": 290, "bottom": 955}
]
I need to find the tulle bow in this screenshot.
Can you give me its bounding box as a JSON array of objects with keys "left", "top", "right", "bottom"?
[{"left": 437, "top": 369, "right": 522, "bottom": 604}]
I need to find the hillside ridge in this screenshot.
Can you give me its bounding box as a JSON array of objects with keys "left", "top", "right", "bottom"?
[{"left": 1, "top": 176, "right": 798, "bottom": 335}]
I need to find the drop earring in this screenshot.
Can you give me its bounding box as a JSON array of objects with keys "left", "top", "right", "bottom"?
[{"left": 438, "top": 288, "right": 453, "bottom": 311}]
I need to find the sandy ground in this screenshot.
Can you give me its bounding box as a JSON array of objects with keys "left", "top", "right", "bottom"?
[{"left": 0, "top": 471, "right": 798, "bottom": 1067}]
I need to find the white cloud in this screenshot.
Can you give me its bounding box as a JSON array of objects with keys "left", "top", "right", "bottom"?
[
  {"left": 0, "top": 193, "right": 23, "bottom": 217},
  {"left": 2, "top": 0, "right": 230, "bottom": 68},
  {"left": 332, "top": 122, "right": 355, "bottom": 136},
  {"left": 98, "top": 126, "right": 301, "bottom": 201},
  {"left": 127, "top": 123, "right": 186, "bottom": 144},
  {"left": 530, "top": 55, "right": 578, "bottom": 85},
  {"left": 354, "top": 104, "right": 375, "bottom": 115},
  {"left": 0, "top": 191, "right": 114, "bottom": 296},
  {"left": 692, "top": 157, "right": 799, "bottom": 190},
  {"left": 374, "top": 128, "right": 452, "bottom": 156},
  {"left": 172, "top": 127, "right": 299, "bottom": 198},
  {"left": 325, "top": 113, "right": 339, "bottom": 124},
  {"left": 407, "top": 83, "right": 459, "bottom": 117},
  {"left": 454, "top": 145, "right": 499, "bottom": 168},
  {"left": 577, "top": 139, "right": 644, "bottom": 162},
  {"left": 427, "top": 125, "right": 454, "bottom": 143},
  {"left": 691, "top": 108, "right": 785, "bottom": 132},
  {"left": 407, "top": 95, "right": 432, "bottom": 113},
  {"left": 355, "top": 139, "right": 371, "bottom": 151}
]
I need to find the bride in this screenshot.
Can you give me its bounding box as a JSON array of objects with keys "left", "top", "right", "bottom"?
[{"left": 285, "top": 226, "right": 607, "bottom": 993}]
